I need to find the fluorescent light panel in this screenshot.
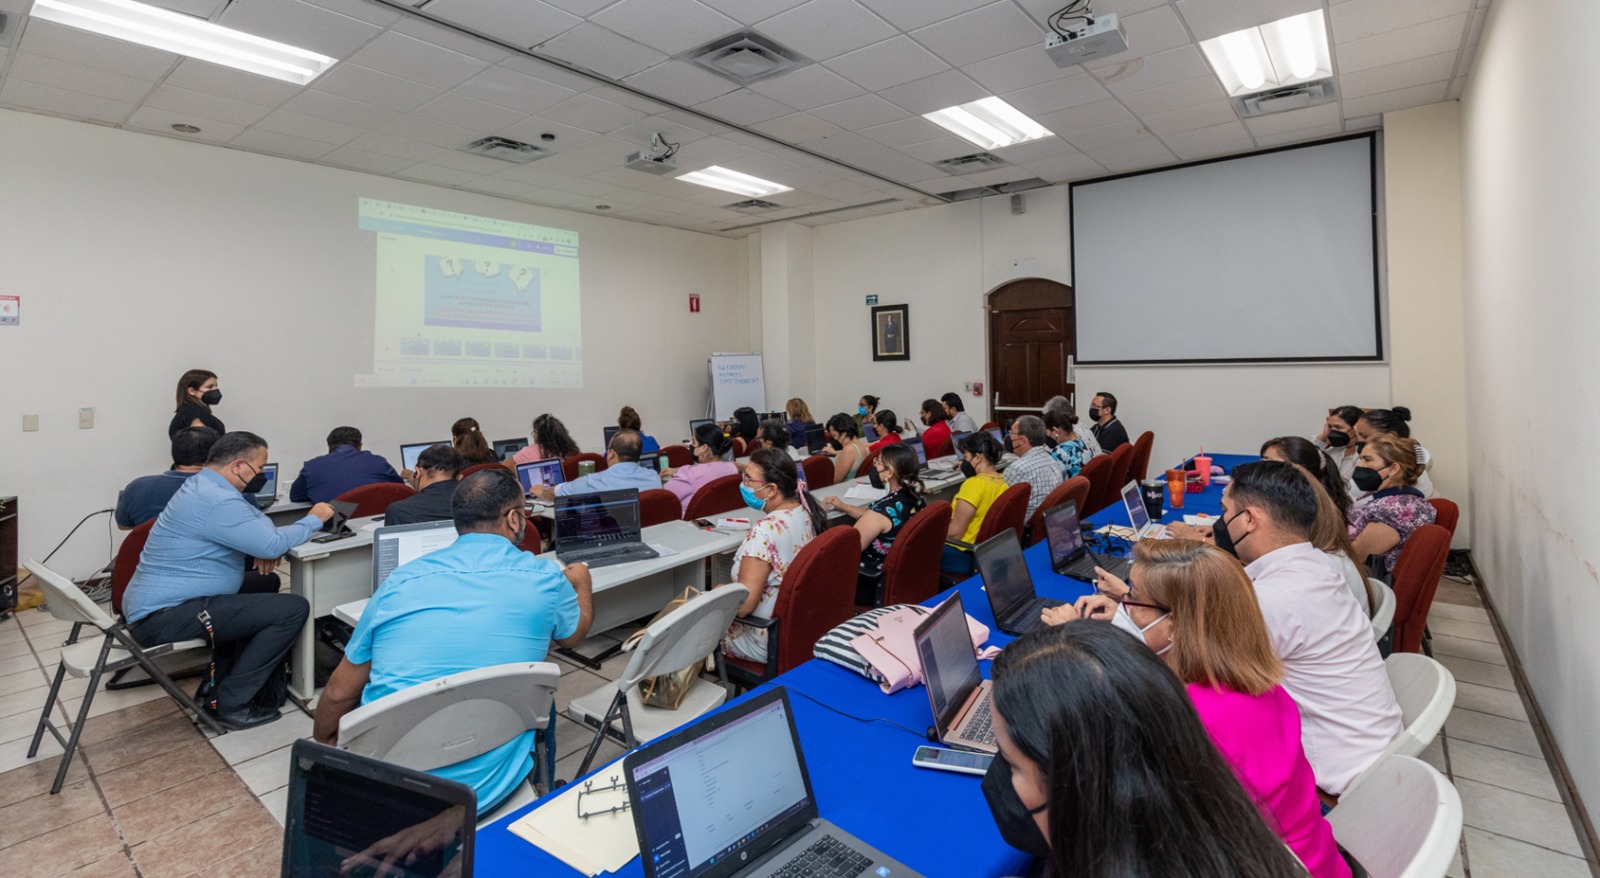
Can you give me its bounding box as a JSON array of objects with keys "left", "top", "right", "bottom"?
[
  {"left": 1199, "top": 10, "right": 1331, "bottom": 97},
  {"left": 675, "top": 165, "right": 791, "bottom": 198},
  {"left": 923, "top": 96, "right": 1053, "bottom": 151},
  {"left": 31, "top": 0, "right": 337, "bottom": 85}
]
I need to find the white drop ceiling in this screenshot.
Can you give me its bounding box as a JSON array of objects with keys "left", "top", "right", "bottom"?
[{"left": 0, "top": 0, "right": 1489, "bottom": 236}]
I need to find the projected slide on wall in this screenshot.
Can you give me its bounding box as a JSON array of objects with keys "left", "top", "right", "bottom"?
[{"left": 355, "top": 199, "right": 582, "bottom": 388}]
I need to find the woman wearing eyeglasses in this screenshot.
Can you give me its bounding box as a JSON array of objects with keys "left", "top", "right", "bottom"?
[
  {"left": 661, "top": 422, "right": 738, "bottom": 516},
  {"left": 720, "top": 448, "right": 826, "bottom": 665},
  {"left": 821, "top": 444, "right": 925, "bottom": 592},
  {"left": 1037, "top": 540, "right": 1351, "bottom": 878}
]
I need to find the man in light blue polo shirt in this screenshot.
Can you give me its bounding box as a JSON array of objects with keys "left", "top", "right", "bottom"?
[
  {"left": 527, "top": 429, "right": 662, "bottom": 500},
  {"left": 313, "top": 468, "right": 595, "bottom": 811},
  {"left": 125, "top": 431, "right": 335, "bottom": 730}
]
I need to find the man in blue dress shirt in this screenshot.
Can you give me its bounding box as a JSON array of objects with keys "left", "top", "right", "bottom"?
[
  {"left": 312, "top": 468, "right": 594, "bottom": 810},
  {"left": 114, "top": 426, "right": 218, "bottom": 529},
  {"left": 289, "top": 426, "right": 404, "bottom": 504},
  {"left": 125, "top": 431, "right": 335, "bottom": 730},
  {"left": 527, "top": 430, "right": 663, "bottom": 500}
]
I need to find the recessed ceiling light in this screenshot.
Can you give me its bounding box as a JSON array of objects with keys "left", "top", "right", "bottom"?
[
  {"left": 1199, "top": 10, "right": 1331, "bottom": 98},
  {"left": 923, "top": 97, "right": 1054, "bottom": 152},
  {"left": 170, "top": 123, "right": 200, "bottom": 133},
  {"left": 675, "top": 165, "right": 791, "bottom": 199},
  {"left": 30, "top": 0, "right": 337, "bottom": 85}
]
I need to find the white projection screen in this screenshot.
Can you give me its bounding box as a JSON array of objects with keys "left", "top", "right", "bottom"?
[
  {"left": 1071, "top": 135, "right": 1381, "bottom": 364},
  {"left": 355, "top": 198, "right": 582, "bottom": 388}
]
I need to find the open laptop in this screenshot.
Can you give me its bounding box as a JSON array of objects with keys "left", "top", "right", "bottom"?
[
  {"left": 904, "top": 439, "right": 943, "bottom": 479},
  {"left": 371, "top": 520, "right": 459, "bottom": 593},
  {"left": 552, "top": 488, "right": 659, "bottom": 569},
  {"left": 400, "top": 441, "right": 446, "bottom": 472},
  {"left": 516, "top": 458, "right": 565, "bottom": 502},
  {"left": 492, "top": 437, "right": 529, "bottom": 461},
  {"left": 637, "top": 451, "right": 662, "bottom": 473},
  {"left": 947, "top": 431, "right": 971, "bottom": 455},
  {"left": 251, "top": 463, "right": 279, "bottom": 510},
  {"left": 281, "top": 739, "right": 475, "bottom": 878},
  {"left": 624, "top": 687, "right": 922, "bottom": 878},
  {"left": 915, "top": 592, "right": 997, "bottom": 754},
  {"left": 309, "top": 500, "right": 359, "bottom": 543},
  {"left": 974, "top": 530, "right": 1063, "bottom": 636},
  {"left": 689, "top": 418, "right": 715, "bottom": 439},
  {"left": 603, "top": 425, "right": 621, "bottom": 449},
  {"left": 1042, "top": 500, "right": 1130, "bottom": 582},
  {"left": 804, "top": 425, "right": 827, "bottom": 455},
  {"left": 1120, "top": 480, "right": 1170, "bottom": 541}
]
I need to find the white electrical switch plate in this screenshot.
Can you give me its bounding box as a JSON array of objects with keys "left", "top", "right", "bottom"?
[
  {"left": 79, "top": 408, "right": 95, "bottom": 429},
  {"left": 23, "top": 414, "right": 39, "bottom": 432}
]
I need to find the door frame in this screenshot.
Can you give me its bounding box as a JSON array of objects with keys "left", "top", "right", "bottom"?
[{"left": 985, "top": 277, "right": 1076, "bottom": 420}]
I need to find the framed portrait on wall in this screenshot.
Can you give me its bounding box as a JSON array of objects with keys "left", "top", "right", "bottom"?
[{"left": 871, "top": 304, "right": 909, "bottom": 361}]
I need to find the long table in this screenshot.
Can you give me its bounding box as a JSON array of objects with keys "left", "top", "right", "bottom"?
[{"left": 472, "top": 454, "right": 1255, "bottom": 876}]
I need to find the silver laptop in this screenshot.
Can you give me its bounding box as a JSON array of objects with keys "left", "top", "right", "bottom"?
[
  {"left": 552, "top": 488, "right": 659, "bottom": 569},
  {"left": 1120, "top": 480, "right": 1170, "bottom": 541},
  {"left": 516, "top": 457, "right": 565, "bottom": 505},
  {"left": 1042, "top": 500, "right": 1130, "bottom": 582},
  {"left": 624, "top": 687, "right": 922, "bottom": 878},
  {"left": 251, "top": 463, "right": 279, "bottom": 509},
  {"left": 975, "top": 530, "right": 1063, "bottom": 637},
  {"left": 400, "top": 441, "right": 447, "bottom": 472},
  {"left": 914, "top": 593, "right": 997, "bottom": 754}
]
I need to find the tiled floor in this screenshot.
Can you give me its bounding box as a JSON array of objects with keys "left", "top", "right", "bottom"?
[{"left": 0, "top": 575, "right": 1594, "bottom": 876}]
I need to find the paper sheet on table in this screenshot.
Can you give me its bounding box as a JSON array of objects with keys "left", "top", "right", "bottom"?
[
  {"left": 1182, "top": 514, "right": 1216, "bottom": 526},
  {"left": 713, "top": 517, "right": 752, "bottom": 530},
  {"left": 507, "top": 779, "right": 639, "bottom": 875},
  {"left": 647, "top": 542, "right": 677, "bottom": 558},
  {"left": 844, "top": 485, "right": 888, "bottom": 502}
]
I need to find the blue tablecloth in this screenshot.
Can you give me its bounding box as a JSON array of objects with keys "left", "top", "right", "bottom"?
[{"left": 473, "top": 453, "right": 1258, "bottom": 877}]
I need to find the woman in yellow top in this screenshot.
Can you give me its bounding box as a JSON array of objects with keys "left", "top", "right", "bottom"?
[{"left": 942, "top": 431, "right": 1009, "bottom": 574}]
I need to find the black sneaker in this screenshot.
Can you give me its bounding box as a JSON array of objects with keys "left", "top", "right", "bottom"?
[{"left": 207, "top": 704, "right": 282, "bottom": 731}]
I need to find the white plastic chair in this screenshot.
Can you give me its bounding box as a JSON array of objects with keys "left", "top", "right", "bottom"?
[
  {"left": 1370, "top": 578, "right": 1397, "bottom": 641},
  {"left": 1328, "top": 755, "right": 1463, "bottom": 878},
  {"left": 23, "top": 560, "right": 223, "bottom": 793},
  {"left": 1382, "top": 652, "right": 1456, "bottom": 760},
  {"left": 337, "top": 661, "right": 560, "bottom": 820},
  {"left": 567, "top": 587, "right": 745, "bottom": 777}
]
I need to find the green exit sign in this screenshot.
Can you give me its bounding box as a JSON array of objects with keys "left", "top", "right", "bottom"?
[{"left": 865, "top": 295, "right": 878, "bottom": 305}]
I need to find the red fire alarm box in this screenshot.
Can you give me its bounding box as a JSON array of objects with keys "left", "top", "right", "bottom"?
[{"left": 689, "top": 294, "right": 701, "bottom": 313}]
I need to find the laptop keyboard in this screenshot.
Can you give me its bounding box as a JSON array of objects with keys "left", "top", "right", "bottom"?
[
  {"left": 958, "top": 691, "right": 996, "bottom": 746},
  {"left": 772, "top": 835, "right": 873, "bottom": 878}
]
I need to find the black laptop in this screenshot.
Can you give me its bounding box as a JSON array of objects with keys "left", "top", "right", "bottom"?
[
  {"left": 624, "top": 687, "right": 922, "bottom": 878},
  {"left": 492, "top": 437, "right": 529, "bottom": 461},
  {"left": 309, "top": 499, "right": 359, "bottom": 543},
  {"left": 974, "top": 530, "right": 1063, "bottom": 636},
  {"left": 804, "top": 425, "right": 827, "bottom": 455},
  {"left": 251, "top": 463, "right": 279, "bottom": 510},
  {"left": 552, "top": 488, "right": 659, "bottom": 569},
  {"left": 280, "top": 739, "right": 475, "bottom": 878},
  {"left": 1042, "top": 500, "right": 1131, "bottom": 582}
]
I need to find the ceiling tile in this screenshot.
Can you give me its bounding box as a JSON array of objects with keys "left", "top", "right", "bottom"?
[
  {"left": 1022, "top": 151, "right": 1105, "bottom": 182},
  {"left": 584, "top": 85, "right": 671, "bottom": 114},
  {"left": 1333, "top": 13, "right": 1467, "bottom": 74},
  {"left": 810, "top": 94, "right": 909, "bottom": 129},
  {"left": 1014, "top": 0, "right": 1168, "bottom": 29},
  {"left": 142, "top": 0, "right": 226, "bottom": 13},
  {"left": 278, "top": 89, "right": 397, "bottom": 129},
  {"left": 1035, "top": 98, "right": 1135, "bottom": 136},
  {"left": 962, "top": 44, "right": 1075, "bottom": 94},
  {"left": 7, "top": 52, "right": 155, "bottom": 103},
  {"left": 611, "top": 114, "right": 715, "bottom": 148},
  {"left": 321, "top": 145, "right": 416, "bottom": 175},
  {"left": 750, "top": 112, "right": 845, "bottom": 141},
  {"left": 1340, "top": 80, "right": 1449, "bottom": 118},
  {"left": 458, "top": 175, "right": 538, "bottom": 197},
  {"left": 378, "top": 113, "right": 480, "bottom": 148},
  {"left": 229, "top": 128, "right": 339, "bottom": 161},
  {"left": 857, "top": 0, "right": 989, "bottom": 31},
  {"left": 1000, "top": 71, "right": 1110, "bottom": 116},
  {"left": 254, "top": 109, "right": 367, "bottom": 146},
  {"left": 800, "top": 131, "right": 882, "bottom": 159},
  {"left": 876, "top": 69, "right": 987, "bottom": 115},
  {"left": 1085, "top": 4, "right": 1194, "bottom": 64},
  {"left": 390, "top": 17, "right": 510, "bottom": 64},
  {"left": 962, "top": 165, "right": 1037, "bottom": 186},
  {"left": 544, "top": 0, "right": 624, "bottom": 18},
  {"left": 1254, "top": 122, "right": 1345, "bottom": 147},
  {"left": 850, "top": 148, "right": 943, "bottom": 182},
  {"left": 1093, "top": 46, "right": 1211, "bottom": 95},
  {"left": 496, "top": 56, "right": 602, "bottom": 92},
  {"left": 145, "top": 84, "right": 276, "bottom": 127},
  {"left": 348, "top": 131, "right": 441, "bottom": 161},
  {"left": 424, "top": 0, "right": 583, "bottom": 49},
  {"left": 1344, "top": 114, "right": 1381, "bottom": 130},
  {"left": 824, "top": 36, "right": 950, "bottom": 92},
  {"left": 18, "top": 20, "right": 178, "bottom": 80},
  {"left": 416, "top": 92, "right": 528, "bottom": 133},
  {"left": 1139, "top": 100, "right": 1238, "bottom": 136},
  {"left": 1174, "top": 0, "right": 1322, "bottom": 43},
  {"left": 1329, "top": 0, "right": 1473, "bottom": 44},
  {"left": 396, "top": 163, "right": 482, "bottom": 186},
  {"left": 757, "top": 0, "right": 898, "bottom": 61},
  {"left": 534, "top": 23, "right": 667, "bottom": 79},
  {"left": 1242, "top": 101, "right": 1341, "bottom": 137},
  {"left": 1161, "top": 120, "right": 1253, "bottom": 160},
  {"left": 348, "top": 32, "right": 490, "bottom": 90},
  {"left": 0, "top": 78, "right": 133, "bottom": 123},
  {"left": 125, "top": 106, "right": 243, "bottom": 143},
  {"left": 731, "top": 151, "right": 806, "bottom": 178},
  {"left": 1119, "top": 75, "right": 1226, "bottom": 117},
  {"left": 301, "top": 0, "right": 403, "bottom": 28},
  {"left": 1338, "top": 50, "right": 1457, "bottom": 100},
  {"left": 989, "top": 135, "right": 1078, "bottom": 164},
  {"left": 591, "top": 0, "right": 741, "bottom": 55},
  {"left": 694, "top": 88, "right": 792, "bottom": 124},
  {"left": 216, "top": 0, "right": 382, "bottom": 59},
  {"left": 1088, "top": 138, "right": 1176, "bottom": 172},
  {"left": 492, "top": 115, "right": 602, "bottom": 152},
  {"left": 540, "top": 92, "right": 646, "bottom": 133},
  {"left": 1059, "top": 118, "right": 1146, "bottom": 151},
  {"left": 697, "top": 0, "right": 809, "bottom": 25},
  {"left": 422, "top": 149, "right": 519, "bottom": 174},
  {"left": 858, "top": 116, "right": 947, "bottom": 148},
  {"left": 454, "top": 66, "right": 579, "bottom": 114},
  {"left": 623, "top": 60, "right": 740, "bottom": 105},
  {"left": 897, "top": 135, "right": 979, "bottom": 162},
  {"left": 747, "top": 65, "right": 865, "bottom": 110},
  {"left": 313, "top": 64, "right": 444, "bottom": 112},
  {"left": 909, "top": 2, "right": 1043, "bottom": 68},
  {"left": 164, "top": 60, "right": 303, "bottom": 107}
]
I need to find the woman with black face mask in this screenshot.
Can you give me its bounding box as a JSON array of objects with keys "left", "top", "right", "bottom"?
[
  {"left": 942, "top": 431, "right": 1007, "bottom": 574},
  {"left": 821, "top": 443, "right": 925, "bottom": 594},
  {"left": 170, "top": 368, "right": 226, "bottom": 439},
  {"left": 1347, "top": 434, "right": 1437, "bottom": 576},
  {"left": 1313, "top": 405, "right": 1363, "bottom": 482}
]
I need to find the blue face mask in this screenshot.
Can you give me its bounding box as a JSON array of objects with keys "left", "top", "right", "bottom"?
[
  {"left": 739, "top": 482, "right": 767, "bottom": 511},
  {"left": 857, "top": 406, "right": 868, "bottom": 416}
]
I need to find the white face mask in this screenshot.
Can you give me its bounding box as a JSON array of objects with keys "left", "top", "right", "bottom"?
[{"left": 1111, "top": 603, "right": 1171, "bottom": 655}]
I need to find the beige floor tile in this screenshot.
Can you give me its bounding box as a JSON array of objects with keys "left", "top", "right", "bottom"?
[
  {"left": 66, "top": 853, "right": 139, "bottom": 878},
  {"left": 129, "top": 801, "right": 279, "bottom": 877},
  {"left": 94, "top": 739, "right": 227, "bottom": 808},
  {"left": 72, "top": 697, "right": 180, "bottom": 749},
  {"left": 178, "top": 838, "right": 282, "bottom": 878},
  {"left": 112, "top": 768, "right": 255, "bottom": 846},
  {"left": 0, "top": 665, "right": 48, "bottom": 697},
  {"left": 1418, "top": 736, "right": 1447, "bottom": 774},
  {"left": 0, "top": 813, "right": 123, "bottom": 877},
  {"left": 0, "top": 751, "right": 90, "bottom": 808},
  {"left": 1445, "top": 843, "right": 1464, "bottom": 878},
  {"left": 0, "top": 684, "right": 51, "bottom": 720},
  {"left": 1462, "top": 827, "right": 1593, "bottom": 877},
  {"left": 1456, "top": 777, "right": 1585, "bottom": 857},
  {"left": 554, "top": 667, "right": 611, "bottom": 715},
  {"left": 1448, "top": 738, "right": 1565, "bottom": 803},
  {"left": 0, "top": 730, "right": 64, "bottom": 773},
  {"left": 207, "top": 708, "right": 311, "bottom": 766},
  {"left": 1429, "top": 633, "right": 1508, "bottom": 667},
  {"left": 0, "top": 706, "right": 50, "bottom": 745},
  {"left": 1434, "top": 579, "right": 1483, "bottom": 607},
  {"left": 1426, "top": 602, "right": 1490, "bottom": 623},
  {"left": 59, "top": 680, "right": 173, "bottom": 720},
  {"left": 1445, "top": 708, "right": 1543, "bottom": 759},
  {"left": 1453, "top": 681, "right": 1529, "bottom": 723},
  {"left": 1427, "top": 615, "right": 1499, "bottom": 645},
  {"left": 259, "top": 786, "right": 289, "bottom": 827},
  {"left": 0, "top": 777, "right": 106, "bottom": 849},
  {"left": 0, "top": 638, "right": 37, "bottom": 661},
  {"left": 1435, "top": 652, "right": 1516, "bottom": 692},
  {"left": 80, "top": 712, "right": 205, "bottom": 775},
  {"left": 233, "top": 743, "right": 295, "bottom": 796}
]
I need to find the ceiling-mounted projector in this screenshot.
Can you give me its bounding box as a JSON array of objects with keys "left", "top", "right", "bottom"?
[
  {"left": 625, "top": 132, "right": 677, "bottom": 175},
  {"left": 1045, "top": 13, "right": 1128, "bottom": 67}
]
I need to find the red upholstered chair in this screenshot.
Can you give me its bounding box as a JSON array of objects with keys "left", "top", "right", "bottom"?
[
  {"left": 460, "top": 462, "right": 505, "bottom": 478},
  {"left": 638, "top": 488, "right": 682, "bottom": 527},
  {"left": 561, "top": 453, "right": 607, "bottom": 483},
  {"left": 800, "top": 455, "right": 834, "bottom": 490},
  {"left": 662, "top": 444, "right": 692, "bottom": 469},
  {"left": 1027, "top": 477, "right": 1091, "bottom": 547},
  {"left": 725, "top": 527, "right": 860, "bottom": 687},
  {"left": 684, "top": 474, "right": 743, "bottom": 521},
  {"left": 731, "top": 437, "right": 747, "bottom": 457},
  {"left": 336, "top": 483, "right": 416, "bottom": 518},
  {"left": 1427, "top": 498, "right": 1459, "bottom": 539},
  {"left": 1108, "top": 443, "right": 1134, "bottom": 495},
  {"left": 868, "top": 501, "right": 953, "bottom": 608},
  {"left": 1129, "top": 431, "right": 1155, "bottom": 483},
  {"left": 1078, "top": 455, "right": 1116, "bottom": 515},
  {"left": 1390, "top": 524, "right": 1451, "bottom": 654},
  {"left": 855, "top": 446, "right": 882, "bottom": 479},
  {"left": 519, "top": 524, "right": 542, "bottom": 555},
  {"left": 110, "top": 520, "right": 155, "bottom": 618},
  {"left": 923, "top": 431, "right": 953, "bottom": 460},
  {"left": 977, "top": 482, "right": 1031, "bottom": 545}
]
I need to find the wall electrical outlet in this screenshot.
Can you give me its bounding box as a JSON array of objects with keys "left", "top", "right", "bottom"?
[
  {"left": 79, "top": 408, "right": 95, "bottom": 429},
  {"left": 22, "top": 414, "right": 38, "bottom": 432}
]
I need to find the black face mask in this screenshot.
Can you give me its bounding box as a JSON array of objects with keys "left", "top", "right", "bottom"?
[
  {"left": 1327, "top": 429, "right": 1350, "bottom": 448},
  {"left": 1088, "top": 407, "right": 1102, "bottom": 421},
  {"left": 1352, "top": 465, "right": 1385, "bottom": 493},
  {"left": 1003, "top": 434, "right": 1015, "bottom": 455},
  {"left": 827, "top": 437, "right": 843, "bottom": 452},
  {"left": 1354, "top": 441, "right": 1367, "bottom": 454},
  {"left": 959, "top": 459, "right": 977, "bottom": 479},
  {"left": 1212, "top": 510, "right": 1247, "bottom": 558},
  {"left": 200, "top": 389, "right": 222, "bottom": 406},
  {"left": 867, "top": 467, "right": 885, "bottom": 490},
  {"left": 239, "top": 464, "right": 268, "bottom": 495},
  {"left": 981, "top": 755, "right": 1050, "bottom": 857}
]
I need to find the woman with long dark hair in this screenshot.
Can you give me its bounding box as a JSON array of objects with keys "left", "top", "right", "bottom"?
[
  {"left": 451, "top": 417, "right": 498, "bottom": 465},
  {"left": 1314, "top": 404, "right": 1365, "bottom": 481},
  {"left": 661, "top": 422, "right": 738, "bottom": 516},
  {"left": 822, "top": 443, "right": 925, "bottom": 583},
  {"left": 170, "top": 368, "right": 225, "bottom": 438},
  {"left": 512, "top": 413, "right": 580, "bottom": 465},
  {"left": 822, "top": 412, "right": 870, "bottom": 483},
  {"left": 721, "top": 448, "right": 826, "bottom": 664}
]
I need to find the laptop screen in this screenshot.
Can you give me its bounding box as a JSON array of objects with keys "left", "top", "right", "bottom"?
[
  {"left": 947, "top": 432, "right": 970, "bottom": 454},
  {"left": 916, "top": 594, "right": 981, "bottom": 736},
  {"left": 372, "top": 521, "right": 459, "bottom": 592},
  {"left": 555, "top": 489, "right": 643, "bottom": 550},
  {"left": 975, "top": 531, "right": 1036, "bottom": 621},
  {"left": 637, "top": 451, "right": 662, "bottom": 473},
  {"left": 282, "top": 740, "right": 474, "bottom": 878},
  {"left": 987, "top": 428, "right": 1005, "bottom": 447},
  {"left": 627, "top": 689, "right": 814, "bottom": 878},
  {"left": 688, "top": 419, "right": 715, "bottom": 439},
  {"left": 604, "top": 426, "right": 621, "bottom": 449},
  {"left": 1122, "top": 481, "right": 1149, "bottom": 531},
  {"left": 805, "top": 426, "right": 826, "bottom": 454},
  {"left": 259, "top": 463, "right": 278, "bottom": 499},
  {"left": 909, "top": 439, "right": 927, "bottom": 466},
  {"left": 492, "top": 437, "right": 528, "bottom": 461},
  {"left": 401, "top": 442, "right": 446, "bottom": 472},
  {"left": 1043, "top": 500, "right": 1086, "bottom": 566},
  {"left": 516, "top": 459, "right": 564, "bottom": 494}
]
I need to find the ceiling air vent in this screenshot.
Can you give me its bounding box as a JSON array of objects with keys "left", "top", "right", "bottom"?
[
  {"left": 932, "top": 152, "right": 1007, "bottom": 172},
  {"left": 727, "top": 199, "right": 784, "bottom": 213},
  {"left": 459, "top": 136, "right": 548, "bottom": 164},
  {"left": 688, "top": 32, "right": 809, "bottom": 84},
  {"left": 1235, "top": 79, "right": 1337, "bottom": 118}
]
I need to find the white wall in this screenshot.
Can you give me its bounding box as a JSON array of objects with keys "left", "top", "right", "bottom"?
[
  {"left": 0, "top": 109, "right": 747, "bottom": 578},
  {"left": 1461, "top": 0, "right": 1600, "bottom": 828}
]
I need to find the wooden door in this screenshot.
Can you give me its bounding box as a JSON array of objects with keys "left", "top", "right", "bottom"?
[{"left": 987, "top": 279, "right": 1074, "bottom": 418}]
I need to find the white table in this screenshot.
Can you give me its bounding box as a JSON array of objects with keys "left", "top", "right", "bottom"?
[{"left": 263, "top": 498, "right": 313, "bottom": 526}]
